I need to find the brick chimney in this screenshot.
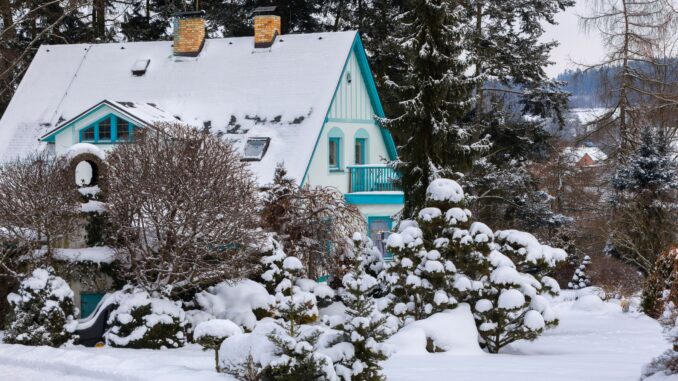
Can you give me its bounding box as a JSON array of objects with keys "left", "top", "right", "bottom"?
[
  {"left": 173, "top": 11, "right": 206, "bottom": 57},
  {"left": 253, "top": 6, "right": 281, "bottom": 49}
]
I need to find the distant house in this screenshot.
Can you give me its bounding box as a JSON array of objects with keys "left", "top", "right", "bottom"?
[
  {"left": 563, "top": 144, "right": 608, "bottom": 167},
  {"left": 0, "top": 10, "right": 403, "bottom": 253}
]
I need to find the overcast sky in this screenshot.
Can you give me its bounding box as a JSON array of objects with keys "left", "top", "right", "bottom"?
[{"left": 541, "top": 0, "right": 605, "bottom": 78}]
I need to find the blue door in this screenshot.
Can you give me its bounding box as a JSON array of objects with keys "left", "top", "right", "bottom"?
[{"left": 80, "top": 293, "right": 105, "bottom": 318}]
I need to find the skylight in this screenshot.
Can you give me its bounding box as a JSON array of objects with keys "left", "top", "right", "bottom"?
[
  {"left": 131, "top": 59, "right": 150, "bottom": 76},
  {"left": 242, "top": 137, "right": 270, "bottom": 161}
]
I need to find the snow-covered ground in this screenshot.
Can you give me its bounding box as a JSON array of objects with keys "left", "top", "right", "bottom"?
[{"left": 0, "top": 291, "right": 670, "bottom": 381}]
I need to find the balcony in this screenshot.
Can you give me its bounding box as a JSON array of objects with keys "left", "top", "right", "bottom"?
[{"left": 348, "top": 165, "right": 401, "bottom": 193}]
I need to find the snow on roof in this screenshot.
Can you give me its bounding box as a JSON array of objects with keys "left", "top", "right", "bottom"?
[
  {"left": 563, "top": 145, "right": 608, "bottom": 163},
  {"left": 0, "top": 31, "right": 359, "bottom": 184}
]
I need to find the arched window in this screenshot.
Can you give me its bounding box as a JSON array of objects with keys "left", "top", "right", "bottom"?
[
  {"left": 328, "top": 127, "right": 344, "bottom": 171},
  {"left": 354, "top": 129, "right": 369, "bottom": 165},
  {"left": 79, "top": 114, "right": 136, "bottom": 144}
]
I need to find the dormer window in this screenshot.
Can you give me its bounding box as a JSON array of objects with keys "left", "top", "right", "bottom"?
[
  {"left": 78, "top": 114, "right": 136, "bottom": 144},
  {"left": 242, "top": 137, "right": 270, "bottom": 161}
]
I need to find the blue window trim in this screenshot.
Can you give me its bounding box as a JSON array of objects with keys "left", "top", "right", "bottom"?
[
  {"left": 329, "top": 137, "right": 342, "bottom": 171},
  {"left": 78, "top": 114, "right": 135, "bottom": 144},
  {"left": 345, "top": 192, "right": 404, "bottom": 205}
]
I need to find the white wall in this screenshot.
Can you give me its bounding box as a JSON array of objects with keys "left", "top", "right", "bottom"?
[{"left": 304, "top": 51, "right": 392, "bottom": 193}]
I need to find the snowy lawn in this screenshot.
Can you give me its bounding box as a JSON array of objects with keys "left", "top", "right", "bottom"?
[{"left": 0, "top": 292, "right": 670, "bottom": 381}]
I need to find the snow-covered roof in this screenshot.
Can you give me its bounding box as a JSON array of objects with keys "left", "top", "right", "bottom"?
[
  {"left": 0, "top": 31, "right": 360, "bottom": 184},
  {"left": 563, "top": 145, "right": 608, "bottom": 164}
]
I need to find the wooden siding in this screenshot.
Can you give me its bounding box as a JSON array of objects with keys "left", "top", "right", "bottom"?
[{"left": 327, "top": 52, "right": 375, "bottom": 121}]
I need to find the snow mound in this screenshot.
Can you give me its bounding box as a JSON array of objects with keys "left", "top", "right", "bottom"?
[
  {"left": 194, "top": 319, "right": 242, "bottom": 340},
  {"left": 195, "top": 279, "right": 274, "bottom": 331},
  {"left": 387, "top": 304, "right": 483, "bottom": 356},
  {"left": 571, "top": 294, "right": 620, "bottom": 313},
  {"left": 426, "top": 179, "right": 464, "bottom": 203}
]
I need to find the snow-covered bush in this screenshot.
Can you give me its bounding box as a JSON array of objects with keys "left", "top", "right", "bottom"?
[
  {"left": 327, "top": 233, "right": 394, "bottom": 381},
  {"left": 104, "top": 286, "right": 186, "bottom": 349},
  {"left": 385, "top": 186, "right": 461, "bottom": 322},
  {"left": 386, "top": 178, "right": 566, "bottom": 352},
  {"left": 568, "top": 255, "right": 591, "bottom": 289},
  {"left": 194, "top": 319, "right": 242, "bottom": 372},
  {"left": 195, "top": 279, "right": 274, "bottom": 332},
  {"left": 258, "top": 235, "right": 319, "bottom": 324},
  {"left": 4, "top": 268, "right": 78, "bottom": 347}
]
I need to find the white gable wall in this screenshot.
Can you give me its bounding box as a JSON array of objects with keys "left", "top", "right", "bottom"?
[{"left": 303, "top": 50, "right": 391, "bottom": 194}]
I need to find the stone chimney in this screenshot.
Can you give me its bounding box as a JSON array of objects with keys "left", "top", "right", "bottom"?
[
  {"left": 253, "top": 6, "right": 281, "bottom": 49},
  {"left": 173, "top": 11, "right": 206, "bottom": 57}
]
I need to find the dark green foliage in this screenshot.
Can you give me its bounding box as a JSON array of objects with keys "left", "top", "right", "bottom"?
[
  {"left": 3, "top": 267, "right": 77, "bottom": 347},
  {"left": 262, "top": 326, "right": 330, "bottom": 381},
  {"left": 105, "top": 287, "right": 186, "bottom": 349},
  {"left": 330, "top": 236, "right": 392, "bottom": 381},
  {"left": 385, "top": 0, "right": 486, "bottom": 217}
]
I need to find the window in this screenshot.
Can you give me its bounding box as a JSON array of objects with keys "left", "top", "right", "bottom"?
[
  {"left": 355, "top": 138, "right": 366, "bottom": 165},
  {"left": 78, "top": 114, "right": 135, "bottom": 144},
  {"left": 98, "top": 119, "right": 111, "bottom": 141},
  {"left": 80, "top": 126, "right": 95, "bottom": 142},
  {"left": 117, "top": 119, "right": 130, "bottom": 141},
  {"left": 329, "top": 137, "right": 341, "bottom": 170},
  {"left": 328, "top": 127, "right": 344, "bottom": 171},
  {"left": 242, "top": 137, "right": 270, "bottom": 161}
]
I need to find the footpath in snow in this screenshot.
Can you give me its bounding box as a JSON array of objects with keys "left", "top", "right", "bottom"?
[{"left": 0, "top": 291, "right": 670, "bottom": 381}]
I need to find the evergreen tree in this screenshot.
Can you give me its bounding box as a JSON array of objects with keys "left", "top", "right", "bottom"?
[
  {"left": 330, "top": 234, "right": 394, "bottom": 381},
  {"left": 4, "top": 267, "right": 78, "bottom": 347},
  {"left": 262, "top": 286, "right": 334, "bottom": 380},
  {"left": 467, "top": 0, "right": 573, "bottom": 122},
  {"left": 386, "top": 178, "right": 565, "bottom": 352},
  {"left": 568, "top": 255, "right": 591, "bottom": 289},
  {"left": 609, "top": 128, "right": 678, "bottom": 274},
  {"left": 385, "top": 0, "right": 488, "bottom": 217}
]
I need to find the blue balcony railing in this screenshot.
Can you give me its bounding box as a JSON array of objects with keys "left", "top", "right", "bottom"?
[{"left": 348, "top": 165, "right": 401, "bottom": 193}]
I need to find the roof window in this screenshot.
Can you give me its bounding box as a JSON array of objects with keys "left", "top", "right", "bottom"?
[
  {"left": 242, "top": 137, "right": 270, "bottom": 161},
  {"left": 131, "top": 59, "right": 150, "bottom": 76}
]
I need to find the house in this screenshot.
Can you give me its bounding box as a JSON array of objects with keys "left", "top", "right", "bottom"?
[
  {"left": 0, "top": 9, "right": 403, "bottom": 254},
  {"left": 563, "top": 144, "right": 608, "bottom": 167}
]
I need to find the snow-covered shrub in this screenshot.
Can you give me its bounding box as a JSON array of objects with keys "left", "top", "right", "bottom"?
[
  {"left": 194, "top": 319, "right": 242, "bottom": 372},
  {"left": 4, "top": 268, "right": 78, "bottom": 347},
  {"left": 385, "top": 190, "right": 461, "bottom": 322},
  {"left": 195, "top": 279, "right": 275, "bottom": 332},
  {"left": 263, "top": 323, "right": 336, "bottom": 381},
  {"left": 326, "top": 234, "right": 394, "bottom": 381},
  {"left": 386, "top": 178, "right": 566, "bottom": 352},
  {"left": 568, "top": 255, "right": 591, "bottom": 289},
  {"left": 104, "top": 286, "right": 186, "bottom": 349},
  {"left": 258, "top": 236, "right": 319, "bottom": 324}
]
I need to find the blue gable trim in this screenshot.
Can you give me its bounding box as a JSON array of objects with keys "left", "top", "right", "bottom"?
[
  {"left": 345, "top": 192, "right": 404, "bottom": 205},
  {"left": 39, "top": 100, "right": 147, "bottom": 142},
  {"left": 351, "top": 35, "right": 398, "bottom": 161},
  {"left": 301, "top": 33, "right": 398, "bottom": 187}
]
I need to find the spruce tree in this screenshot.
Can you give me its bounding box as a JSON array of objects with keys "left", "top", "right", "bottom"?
[
  {"left": 330, "top": 234, "right": 393, "bottom": 381},
  {"left": 568, "top": 255, "right": 591, "bottom": 289},
  {"left": 385, "top": 0, "right": 488, "bottom": 217}
]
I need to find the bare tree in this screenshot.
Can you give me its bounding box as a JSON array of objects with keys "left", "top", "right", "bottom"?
[
  {"left": 580, "top": 0, "right": 678, "bottom": 156},
  {"left": 0, "top": 151, "right": 82, "bottom": 277},
  {"left": 261, "top": 163, "right": 365, "bottom": 281},
  {"left": 105, "top": 123, "right": 261, "bottom": 295}
]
